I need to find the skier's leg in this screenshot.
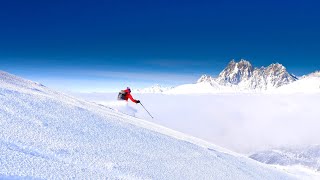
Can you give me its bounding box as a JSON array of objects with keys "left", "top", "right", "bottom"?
[{"left": 125, "top": 103, "right": 137, "bottom": 117}]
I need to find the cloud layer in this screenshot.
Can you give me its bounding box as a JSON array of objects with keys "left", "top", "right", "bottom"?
[{"left": 77, "top": 93, "right": 320, "bottom": 153}]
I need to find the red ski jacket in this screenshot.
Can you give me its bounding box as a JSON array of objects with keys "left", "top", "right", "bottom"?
[{"left": 123, "top": 89, "right": 138, "bottom": 103}]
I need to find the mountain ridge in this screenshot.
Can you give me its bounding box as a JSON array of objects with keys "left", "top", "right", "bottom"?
[
  {"left": 205, "top": 59, "right": 298, "bottom": 90},
  {"left": 165, "top": 59, "right": 319, "bottom": 94}
]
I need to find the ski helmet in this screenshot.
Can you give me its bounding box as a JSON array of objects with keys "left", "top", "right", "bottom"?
[{"left": 127, "top": 87, "right": 131, "bottom": 92}]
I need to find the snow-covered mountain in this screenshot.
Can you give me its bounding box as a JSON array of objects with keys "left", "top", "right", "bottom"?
[
  {"left": 197, "top": 74, "right": 216, "bottom": 84},
  {"left": 250, "top": 145, "right": 320, "bottom": 171},
  {"left": 117, "top": 59, "right": 318, "bottom": 95},
  {"left": 301, "top": 71, "right": 320, "bottom": 78},
  {"left": 133, "top": 84, "right": 173, "bottom": 93},
  {"left": 216, "top": 59, "right": 255, "bottom": 86},
  {"left": 274, "top": 71, "right": 320, "bottom": 93},
  {"left": 0, "top": 70, "right": 295, "bottom": 179},
  {"left": 166, "top": 59, "right": 308, "bottom": 94},
  {"left": 208, "top": 59, "right": 298, "bottom": 90}
]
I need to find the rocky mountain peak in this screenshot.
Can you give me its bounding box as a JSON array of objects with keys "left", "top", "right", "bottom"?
[
  {"left": 266, "top": 63, "right": 286, "bottom": 72},
  {"left": 217, "top": 59, "right": 254, "bottom": 85},
  {"left": 198, "top": 59, "right": 298, "bottom": 90},
  {"left": 197, "top": 74, "right": 214, "bottom": 83}
]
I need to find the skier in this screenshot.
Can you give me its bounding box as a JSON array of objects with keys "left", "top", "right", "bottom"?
[
  {"left": 117, "top": 87, "right": 153, "bottom": 118},
  {"left": 118, "top": 87, "right": 140, "bottom": 104}
]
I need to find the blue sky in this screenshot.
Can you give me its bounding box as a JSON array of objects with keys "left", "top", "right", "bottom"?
[{"left": 0, "top": 0, "right": 319, "bottom": 92}]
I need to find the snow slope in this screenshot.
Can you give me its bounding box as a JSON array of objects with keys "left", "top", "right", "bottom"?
[
  {"left": 0, "top": 71, "right": 295, "bottom": 179},
  {"left": 250, "top": 145, "right": 320, "bottom": 171},
  {"left": 274, "top": 74, "right": 320, "bottom": 93},
  {"left": 249, "top": 145, "right": 320, "bottom": 179}
]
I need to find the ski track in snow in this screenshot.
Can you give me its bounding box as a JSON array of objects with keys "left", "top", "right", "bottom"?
[{"left": 0, "top": 71, "right": 296, "bottom": 179}]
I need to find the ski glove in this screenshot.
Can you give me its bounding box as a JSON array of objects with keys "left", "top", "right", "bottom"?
[{"left": 136, "top": 100, "right": 140, "bottom": 104}]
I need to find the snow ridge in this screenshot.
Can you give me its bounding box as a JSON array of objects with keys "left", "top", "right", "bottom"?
[{"left": 303, "top": 71, "right": 320, "bottom": 78}]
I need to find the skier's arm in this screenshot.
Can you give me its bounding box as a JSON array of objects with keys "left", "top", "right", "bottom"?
[{"left": 128, "top": 94, "right": 138, "bottom": 103}]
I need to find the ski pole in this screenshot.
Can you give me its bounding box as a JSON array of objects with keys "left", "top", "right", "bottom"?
[{"left": 139, "top": 102, "right": 154, "bottom": 119}]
